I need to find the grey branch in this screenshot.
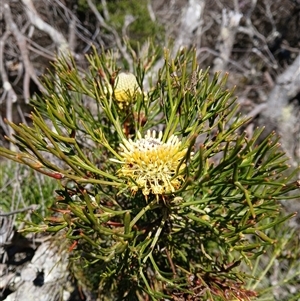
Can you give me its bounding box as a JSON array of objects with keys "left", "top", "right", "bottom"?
[
  {"left": 0, "top": 205, "right": 40, "bottom": 217},
  {"left": 87, "top": 0, "right": 133, "bottom": 70},
  {"left": 173, "top": 0, "right": 205, "bottom": 54},
  {"left": 213, "top": 9, "right": 243, "bottom": 73},
  {"left": 21, "top": 0, "right": 69, "bottom": 56},
  {"left": 259, "top": 54, "right": 300, "bottom": 166},
  {"left": 3, "top": 3, "right": 46, "bottom": 103}
]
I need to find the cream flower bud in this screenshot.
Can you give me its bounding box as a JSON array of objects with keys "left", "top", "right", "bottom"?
[{"left": 114, "top": 72, "right": 141, "bottom": 104}]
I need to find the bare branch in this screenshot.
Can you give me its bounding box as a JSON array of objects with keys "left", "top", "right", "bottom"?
[
  {"left": 147, "top": 0, "right": 156, "bottom": 22},
  {"left": 173, "top": 0, "right": 205, "bottom": 54},
  {"left": 101, "top": 0, "right": 110, "bottom": 21},
  {"left": 246, "top": 103, "right": 268, "bottom": 120},
  {"left": 0, "top": 29, "right": 17, "bottom": 150},
  {"left": 213, "top": 9, "right": 242, "bottom": 73},
  {"left": 0, "top": 204, "right": 40, "bottom": 217},
  {"left": 3, "top": 3, "right": 46, "bottom": 103},
  {"left": 259, "top": 54, "right": 300, "bottom": 166},
  {"left": 68, "top": 13, "right": 77, "bottom": 53},
  {"left": 0, "top": 30, "right": 17, "bottom": 105},
  {"left": 21, "top": 0, "right": 69, "bottom": 56},
  {"left": 263, "top": 54, "right": 300, "bottom": 121},
  {"left": 197, "top": 47, "right": 248, "bottom": 73},
  {"left": 87, "top": 0, "right": 133, "bottom": 69}
]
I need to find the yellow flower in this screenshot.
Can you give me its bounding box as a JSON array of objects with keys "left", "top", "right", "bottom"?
[
  {"left": 115, "top": 130, "right": 188, "bottom": 199},
  {"left": 114, "top": 72, "right": 141, "bottom": 105}
]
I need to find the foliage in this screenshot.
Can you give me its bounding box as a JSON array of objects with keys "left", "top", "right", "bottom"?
[
  {"left": 77, "top": 0, "right": 163, "bottom": 50},
  {"left": 107, "top": 0, "right": 162, "bottom": 42},
  {"left": 0, "top": 46, "right": 299, "bottom": 301},
  {"left": 0, "top": 161, "right": 57, "bottom": 222},
  {"left": 246, "top": 218, "right": 300, "bottom": 301}
]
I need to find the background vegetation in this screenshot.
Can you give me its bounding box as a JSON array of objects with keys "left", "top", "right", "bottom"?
[{"left": 0, "top": 1, "right": 300, "bottom": 301}]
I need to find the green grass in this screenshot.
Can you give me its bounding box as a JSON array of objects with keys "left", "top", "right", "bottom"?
[{"left": 0, "top": 160, "right": 58, "bottom": 224}]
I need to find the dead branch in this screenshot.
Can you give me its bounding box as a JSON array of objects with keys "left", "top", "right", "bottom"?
[
  {"left": 0, "top": 30, "right": 16, "bottom": 143},
  {"left": 0, "top": 205, "right": 40, "bottom": 217},
  {"left": 197, "top": 47, "right": 248, "bottom": 73},
  {"left": 0, "top": 31, "right": 17, "bottom": 105},
  {"left": 259, "top": 53, "right": 300, "bottom": 166},
  {"left": 213, "top": 9, "right": 242, "bottom": 73},
  {"left": 263, "top": 54, "right": 300, "bottom": 121},
  {"left": 87, "top": 0, "right": 133, "bottom": 70},
  {"left": 68, "top": 13, "right": 77, "bottom": 53},
  {"left": 21, "top": 0, "right": 69, "bottom": 56},
  {"left": 3, "top": 3, "right": 46, "bottom": 104},
  {"left": 173, "top": 0, "right": 205, "bottom": 54}
]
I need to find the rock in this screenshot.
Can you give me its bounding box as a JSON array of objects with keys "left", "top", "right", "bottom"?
[{"left": 3, "top": 240, "right": 70, "bottom": 301}]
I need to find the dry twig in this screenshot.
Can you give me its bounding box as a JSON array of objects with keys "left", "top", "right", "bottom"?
[
  {"left": 3, "top": 3, "right": 46, "bottom": 104},
  {"left": 0, "top": 204, "right": 40, "bottom": 217}
]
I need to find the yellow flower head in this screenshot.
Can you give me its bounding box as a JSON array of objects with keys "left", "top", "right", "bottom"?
[
  {"left": 116, "top": 130, "right": 188, "bottom": 198},
  {"left": 114, "top": 72, "right": 141, "bottom": 105}
]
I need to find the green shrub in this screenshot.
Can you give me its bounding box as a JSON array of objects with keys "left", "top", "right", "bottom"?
[{"left": 0, "top": 46, "right": 299, "bottom": 300}]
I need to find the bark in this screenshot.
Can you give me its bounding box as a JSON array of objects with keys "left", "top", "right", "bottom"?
[
  {"left": 173, "top": 0, "right": 205, "bottom": 54},
  {"left": 213, "top": 9, "right": 243, "bottom": 73},
  {"left": 258, "top": 54, "right": 300, "bottom": 167}
]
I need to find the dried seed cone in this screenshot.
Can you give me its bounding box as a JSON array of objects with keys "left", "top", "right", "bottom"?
[{"left": 114, "top": 72, "right": 141, "bottom": 103}]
